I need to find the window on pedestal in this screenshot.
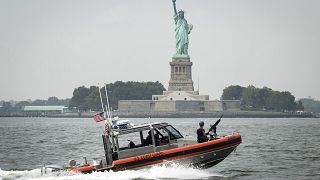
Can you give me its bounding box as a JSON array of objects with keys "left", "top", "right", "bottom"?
[
  {"left": 175, "top": 67, "right": 178, "bottom": 73},
  {"left": 182, "top": 67, "right": 185, "bottom": 73},
  {"left": 179, "top": 67, "right": 182, "bottom": 73}
]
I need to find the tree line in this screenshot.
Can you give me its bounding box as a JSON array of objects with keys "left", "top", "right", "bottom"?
[
  {"left": 69, "top": 81, "right": 166, "bottom": 111},
  {"left": 0, "top": 81, "right": 165, "bottom": 113},
  {"left": 221, "top": 85, "right": 304, "bottom": 111},
  {"left": 0, "top": 97, "right": 70, "bottom": 113},
  {"left": 1, "top": 82, "right": 308, "bottom": 114}
]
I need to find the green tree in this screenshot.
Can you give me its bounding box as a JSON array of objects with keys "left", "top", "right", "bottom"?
[
  {"left": 242, "top": 85, "right": 259, "bottom": 108},
  {"left": 280, "top": 91, "right": 296, "bottom": 111},
  {"left": 14, "top": 101, "right": 31, "bottom": 111},
  {"left": 105, "top": 81, "right": 165, "bottom": 109},
  {"left": 31, "top": 99, "right": 47, "bottom": 106},
  {"left": 70, "top": 86, "right": 91, "bottom": 110},
  {"left": 264, "top": 90, "right": 298, "bottom": 111},
  {"left": 221, "top": 85, "right": 244, "bottom": 100},
  {"left": 85, "top": 86, "right": 101, "bottom": 111},
  {"left": 223, "top": 85, "right": 303, "bottom": 112},
  {"left": 69, "top": 81, "right": 166, "bottom": 111},
  {"left": 0, "top": 101, "right": 14, "bottom": 112},
  {"left": 256, "top": 87, "right": 272, "bottom": 109},
  {"left": 47, "top": 97, "right": 59, "bottom": 105}
]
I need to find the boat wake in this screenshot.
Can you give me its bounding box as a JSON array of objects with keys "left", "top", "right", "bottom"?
[{"left": 0, "top": 164, "right": 225, "bottom": 180}]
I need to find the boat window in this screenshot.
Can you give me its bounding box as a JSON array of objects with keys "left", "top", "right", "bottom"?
[
  {"left": 142, "top": 130, "right": 155, "bottom": 146},
  {"left": 155, "top": 125, "right": 183, "bottom": 141},
  {"left": 156, "top": 127, "right": 169, "bottom": 138},
  {"left": 165, "top": 125, "right": 183, "bottom": 139},
  {"left": 155, "top": 127, "right": 170, "bottom": 143},
  {"left": 117, "top": 131, "right": 143, "bottom": 150}
]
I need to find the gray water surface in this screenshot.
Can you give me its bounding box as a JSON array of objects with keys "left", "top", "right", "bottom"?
[{"left": 0, "top": 117, "right": 319, "bottom": 179}]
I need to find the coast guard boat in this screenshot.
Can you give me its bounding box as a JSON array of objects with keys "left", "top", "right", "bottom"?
[
  {"left": 42, "top": 120, "right": 241, "bottom": 174},
  {"left": 42, "top": 86, "right": 241, "bottom": 174}
]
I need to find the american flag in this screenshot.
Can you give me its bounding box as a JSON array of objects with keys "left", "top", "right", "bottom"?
[{"left": 93, "top": 112, "right": 105, "bottom": 122}]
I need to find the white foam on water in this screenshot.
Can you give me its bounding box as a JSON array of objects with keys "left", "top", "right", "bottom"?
[
  {"left": 0, "top": 168, "right": 44, "bottom": 180},
  {"left": 0, "top": 164, "right": 225, "bottom": 180}
]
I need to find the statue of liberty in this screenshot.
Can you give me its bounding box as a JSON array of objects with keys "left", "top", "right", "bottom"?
[{"left": 172, "top": 0, "right": 193, "bottom": 57}]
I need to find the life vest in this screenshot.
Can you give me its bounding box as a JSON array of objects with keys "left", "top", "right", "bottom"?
[{"left": 197, "top": 127, "right": 208, "bottom": 143}]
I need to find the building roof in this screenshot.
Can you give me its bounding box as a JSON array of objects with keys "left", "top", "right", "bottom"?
[{"left": 23, "top": 106, "right": 67, "bottom": 111}]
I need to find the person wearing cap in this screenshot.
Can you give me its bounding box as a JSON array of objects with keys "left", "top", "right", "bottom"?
[{"left": 197, "top": 121, "right": 209, "bottom": 143}]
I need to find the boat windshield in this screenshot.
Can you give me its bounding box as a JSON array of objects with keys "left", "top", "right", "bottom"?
[
  {"left": 165, "top": 125, "right": 183, "bottom": 139},
  {"left": 156, "top": 125, "right": 183, "bottom": 140}
]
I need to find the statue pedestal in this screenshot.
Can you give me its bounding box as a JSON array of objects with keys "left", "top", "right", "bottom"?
[
  {"left": 152, "top": 56, "right": 210, "bottom": 101},
  {"left": 168, "top": 57, "right": 194, "bottom": 91}
]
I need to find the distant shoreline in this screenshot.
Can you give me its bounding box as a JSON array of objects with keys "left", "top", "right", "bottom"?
[{"left": 0, "top": 111, "right": 316, "bottom": 118}]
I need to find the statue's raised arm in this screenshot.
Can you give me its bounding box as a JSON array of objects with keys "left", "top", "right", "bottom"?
[{"left": 172, "top": 0, "right": 177, "bottom": 15}]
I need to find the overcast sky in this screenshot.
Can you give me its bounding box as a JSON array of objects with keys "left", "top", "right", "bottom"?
[{"left": 0, "top": 0, "right": 319, "bottom": 101}]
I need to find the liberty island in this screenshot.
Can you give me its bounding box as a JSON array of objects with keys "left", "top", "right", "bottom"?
[{"left": 116, "top": 0, "right": 240, "bottom": 117}]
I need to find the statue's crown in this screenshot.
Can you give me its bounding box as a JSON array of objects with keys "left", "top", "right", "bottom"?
[{"left": 178, "top": 10, "right": 184, "bottom": 13}]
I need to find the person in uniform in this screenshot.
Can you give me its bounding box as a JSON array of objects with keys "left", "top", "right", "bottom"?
[{"left": 197, "top": 121, "right": 209, "bottom": 143}]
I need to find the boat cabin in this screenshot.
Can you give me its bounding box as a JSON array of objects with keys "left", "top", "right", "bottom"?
[{"left": 102, "top": 122, "right": 184, "bottom": 164}]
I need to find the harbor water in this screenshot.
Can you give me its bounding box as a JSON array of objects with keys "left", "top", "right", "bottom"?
[{"left": 0, "top": 117, "right": 319, "bottom": 180}]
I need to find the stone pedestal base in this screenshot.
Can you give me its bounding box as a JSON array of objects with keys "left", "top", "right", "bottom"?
[{"left": 168, "top": 57, "right": 194, "bottom": 91}]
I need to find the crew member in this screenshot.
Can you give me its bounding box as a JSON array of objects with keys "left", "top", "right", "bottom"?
[
  {"left": 154, "top": 133, "right": 161, "bottom": 146},
  {"left": 145, "top": 131, "right": 162, "bottom": 146},
  {"left": 145, "top": 131, "right": 153, "bottom": 145},
  {"left": 197, "top": 121, "right": 209, "bottom": 143}
]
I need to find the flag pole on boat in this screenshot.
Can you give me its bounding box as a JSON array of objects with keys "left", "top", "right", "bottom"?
[
  {"left": 104, "top": 84, "right": 114, "bottom": 134},
  {"left": 93, "top": 85, "right": 107, "bottom": 123},
  {"left": 98, "top": 84, "right": 105, "bottom": 114},
  {"left": 98, "top": 84, "right": 113, "bottom": 165},
  {"left": 104, "top": 84, "right": 111, "bottom": 121},
  {"left": 97, "top": 84, "right": 107, "bottom": 134},
  {"left": 104, "top": 84, "right": 117, "bottom": 154}
]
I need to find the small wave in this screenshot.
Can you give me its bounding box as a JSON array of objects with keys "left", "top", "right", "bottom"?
[
  {"left": 0, "top": 168, "right": 42, "bottom": 180},
  {"left": 0, "top": 164, "right": 225, "bottom": 180}
]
